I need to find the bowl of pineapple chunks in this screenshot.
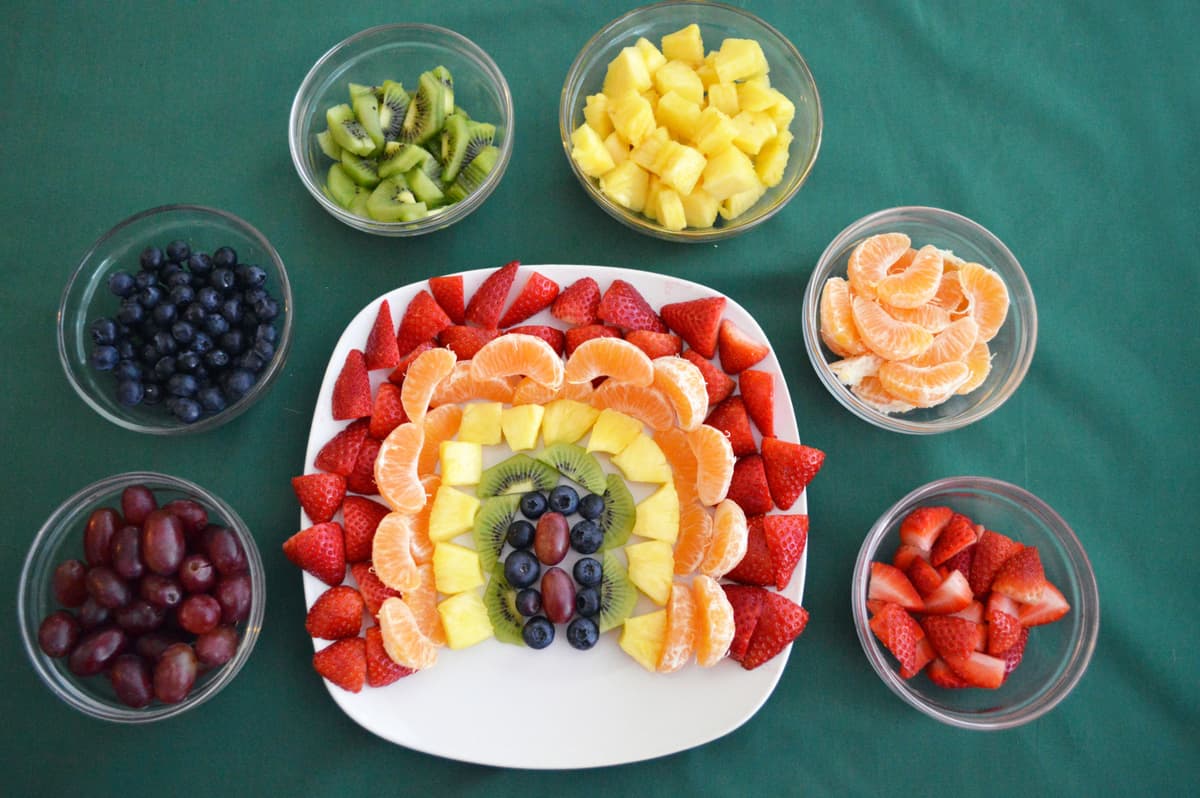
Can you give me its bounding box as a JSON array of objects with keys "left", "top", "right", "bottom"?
[{"left": 560, "top": 1, "right": 822, "bottom": 242}]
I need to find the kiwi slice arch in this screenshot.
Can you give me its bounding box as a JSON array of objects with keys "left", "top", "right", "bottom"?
[
  {"left": 478, "top": 454, "right": 559, "bottom": 498},
  {"left": 472, "top": 495, "right": 521, "bottom": 573},
  {"left": 326, "top": 103, "right": 375, "bottom": 156},
  {"left": 598, "top": 472, "right": 636, "bottom": 549},
  {"left": 484, "top": 565, "right": 525, "bottom": 646},
  {"left": 536, "top": 444, "right": 606, "bottom": 495},
  {"left": 597, "top": 551, "right": 637, "bottom": 633}
]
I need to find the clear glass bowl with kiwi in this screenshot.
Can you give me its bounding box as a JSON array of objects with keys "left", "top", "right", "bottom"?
[{"left": 289, "top": 24, "right": 514, "bottom": 237}]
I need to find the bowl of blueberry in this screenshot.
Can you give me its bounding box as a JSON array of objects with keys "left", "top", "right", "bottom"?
[{"left": 58, "top": 204, "right": 293, "bottom": 433}]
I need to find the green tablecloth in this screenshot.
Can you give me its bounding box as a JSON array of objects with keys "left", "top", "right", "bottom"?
[{"left": 3, "top": 1, "right": 1197, "bottom": 794}]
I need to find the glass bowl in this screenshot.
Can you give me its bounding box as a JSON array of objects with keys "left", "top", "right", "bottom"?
[
  {"left": 851, "top": 477, "right": 1099, "bottom": 729},
  {"left": 289, "top": 23, "right": 514, "bottom": 236},
  {"left": 802, "top": 206, "right": 1036, "bottom": 433},
  {"left": 17, "top": 472, "right": 265, "bottom": 723},
  {"left": 58, "top": 204, "right": 293, "bottom": 435},
  {"left": 559, "top": 0, "right": 822, "bottom": 242}
]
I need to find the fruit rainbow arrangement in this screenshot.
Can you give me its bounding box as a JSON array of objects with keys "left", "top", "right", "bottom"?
[{"left": 283, "top": 262, "right": 824, "bottom": 692}]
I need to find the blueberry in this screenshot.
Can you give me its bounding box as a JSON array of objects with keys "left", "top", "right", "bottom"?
[
  {"left": 153, "top": 356, "right": 177, "bottom": 381},
  {"left": 220, "top": 298, "right": 243, "bottom": 324},
  {"left": 212, "top": 246, "right": 237, "bottom": 268},
  {"left": 113, "top": 359, "right": 142, "bottom": 382},
  {"left": 254, "top": 323, "right": 277, "bottom": 344},
  {"left": 504, "top": 550, "right": 540, "bottom": 589},
  {"left": 169, "top": 285, "right": 195, "bottom": 306},
  {"left": 140, "top": 343, "right": 160, "bottom": 366},
  {"left": 520, "top": 491, "right": 548, "bottom": 520},
  {"left": 515, "top": 588, "right": 542, "bottom": 617},
  {"left": 189, "top": 331, "right": 214, "bottom": 354},
  {"left": 204, "top": 349, "right": 230, "bottom": 370},
  {"left": 578, "top": 493, "right": 605, "bottom": 520},
  {"left": 187, "top": 252, "right": 213, "bottom": 275},
  {"left": 203, "top": 314, "right": 229, "bottom": 336},
  {"left": 176, "top": 352, "right": 202, "bottom": 373},
  {"left": 161, "top": 263, "right": 184, "bottom": 282},
  {"left": 242, "top": 287, "right": 267, "bottom": 307},
  {"left": 236, "top": 264, "right": 267, "bottom": 288},
  {"left": 89, "top": 345, "right": 119, "bottom": 371},
  {"left": 252, "top": 338, "right": 275, "bottom": 362},
  {"left": 182, "top": 302, "right": 207, "bottom": 324},
  {"left": 253, "top": 296, "right": 279, "bottom": 321},
  {"left": 506, "top": 520, "right": 535, "bottom": 550},
  {"left": 573, "top": 557, "right": 603, "bottom": 587},
  {"left": 210, "top": 268, "right": 236, "bottom": 292},
  {"left": 222, "top": 368, "right": 255, "bottom": 399},
  {"left": 171, "top": 320, "right": 195, "bottom": 344},
  {"left": 152, "top": 302, "right": 177, "bottom": 326},
  {"left": 197, "top": 286, "right": 221, "bottom": 311},
  {"left": 116, "top": 340, "right": 135, "bottom": 360},
  {"left": 167, "top": 373, "right": 199, "bottom": 397},
  {"left": 90, "top": 317, "right": 117, "bottom": 345},
  {"left": 171, "top": 397, "right": 202, "bottom": 423},
  {"left": 138, "top": 285, "right": 162, "bottom": 309},
  {"left": 142, "top": 383, "right": 163, "bottom": 405},
  {"left": 166, "top": 240, "right": 190, "bottom": 263},
  {"left": 139, "top": 247, "right": 165, "bottom": 271},
  {"left": 117, "top": 300, "right": 145, "bottom": 325},
  {"left": 522, "top": 616, "right": 554, "bottom": 650},
  {"left": 549, "top": 485, "right": 580, "bottom": 515},
  {"left": 134, "top": 270, "right": 157, "bottom": 289},
  {"left": 108, "top": 271, "right": 135, "bottom": 297},
  {"left": 116, "top": 380, "right": 144, "bottom": 406},
  {"left": 153, "top": 330, "right": 177, "bottom": 356},
  {"left": 566, "top": 617, "right": 599, "bottom": 650},
  {"left": 166, "top": 270, "right": 192, "bottom": 288},
  {"left": 236, "top": 352, "right": 265, "bottom": 373},
  {"left": 574, "top": 587, "right": 600, "bottom": 618},
  {"left": 239, "top": 311, "right": 260, "bottom": 331},
  {"left": 569, "top": 519, "right": 603, "bottom": 555},
  {"left": 219, "top": 329, "right": 245, "bottom": 355},
  {"left": 191, "top": 365, "right": 209, "bottom": 384}
]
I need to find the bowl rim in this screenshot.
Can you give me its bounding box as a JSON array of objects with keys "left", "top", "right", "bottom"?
[
  {"left": 802, "top": 205, "right": 1037, "bottom": 434},
  {"left": 288, "top": 22, "right": 515, "bottom": 237},
  {"left": 56, "top": 203, "right": 294, "bottom": 436},
  {"left": 558, "top": 0, "right": 823, "bottom": 242},
  {"left": 851, "top": 476, "right": 1100, "bottom": 729},
  {"left": 17, "top": 470, "right": 266, "bottom": 723}
]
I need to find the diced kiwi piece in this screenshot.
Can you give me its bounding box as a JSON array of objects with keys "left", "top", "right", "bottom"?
[
  {"left": 463, "top": 121, "right": 497, "bottom": 166},
  {"left": 340, "top": 151, "right": 381, "bottom": 187},
  {"left": 348, "top": 82, "right": 376, "bottom": 99},
  {"left": 325, "top": 163, "right": 358, "bottom": 208},
  {"left": 473, "top": 495, "right": 521, "bottom": 573},
  {"left": 352, "top": 90, "right": 385, "bottom": 149},
  {"left": 399, "top": 69, "right": 449, "bottom": 144},
  {"left": 484, "top": 564, "right": 525, "bottom": 646},
  {"left": 453, "top": 105, "right": 471, "bottom": 120},
  {"left": 348, "top": 186, "right": 372, "bottom": 217},
  {"left": 597, "top": 550, "right": 637, "bottom": 633},
  {"left": 405, "top": 166, "right": 445, "bottom": 206},
  {"left": 478, "top": 454, "right": 559, "bottom": 498},
  {"left": 438, "top": 113, "right": 471, "bottom": 183},
  {"left": 317, "top": 130, "right": 342, "bottom": 160},
  {"left": 379, "top": 142, "right": 429, "bottom": 179},
  {"left": 326, "top": 103, "right": 375, "bottom": 156},
  {"left": 378, "top": 80, "right": 411, "bottom": 141},
  {"left": 599, "top": 473, "right": 636, "bottom": 550},
  {"left": 366, "top": 176, "right": 417, "bottom": 221},
  {"left": 536, "top": 444, "right": 606, "bottom": 494},
  {"left": 395, "top": 202, "right": 428, "bottom": 222},
  {"left": 431, "top": 66, "right": 456, "bottom": 117},
  {"left": 444, "top": 145, "right": 498, "bottom": 203}
]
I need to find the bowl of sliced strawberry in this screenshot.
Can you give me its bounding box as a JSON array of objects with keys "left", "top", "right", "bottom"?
[{"left": 852, "top": 476, "right": 1098, "bottom": 729}]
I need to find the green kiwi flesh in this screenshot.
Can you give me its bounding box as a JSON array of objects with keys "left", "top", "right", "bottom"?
[
  {"left": 378, "top": 143, "right": 430, "bottom": 179},
  {"left": 536, "top": 443, "right": 606, "bottom": 494},
  {"left": 472, "top": 495, "right": 521, "bottom": 573},
  {"left": 366, "top": 177, "right": 418, "bottom": 221},
  {"left": 444, "top": 145, "right": 498, "bottom": 204},
  {"left": 400, "top": 69, "right": 449, "bottom": 145},
  {"left": 597, "top": 551, "right": 637, "bottom": 633},
  {"left": 598, "top": 473, "right": 636, "bottom": 549},
  {"left": 340, "top": 151, "right": 380, "bottom": 188},
  {"left": 325, "top": 103, "right": 375, "bottom": 157},
  {"left": 405, "top": 166, "right": 445, "bottom": 206},
  {"left": 377, "top": 80, "right": 411, "bottom": 142},
  {"left": 478, "top": 454, "right": 560, "bottom": 498},
  {"left": 326, "top": 163, "right": 358, "bottom": 208},
  {"left": 351, "top": 91, "right": 385, "bottom": 148},
  {"left": 316, "top": 130, "right": 342, "bottom": 160},
  {"left": 484, "top": 564, "right": 525, "bottom": 646},
  {"left": 438, "top": 113, "right": 471, "bottom": 184}
]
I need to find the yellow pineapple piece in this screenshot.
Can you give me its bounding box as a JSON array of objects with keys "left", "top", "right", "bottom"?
[
  {"left": 731, "top": 110, "right": 777, "bottom": 156},
  {"left": 630, "top": 126, "right": 671, "bottom": 174},
  {"left": 640, "top": 87, "right": 660, "bottom": 108},
  {"left": 654, "top": 91, "right": 702, "bottom": 142},
  {"left": 436, "top": 591, "right": 493, "bottom": 649},
  {"left": 586, "top": 408, "right": 643, "bottom": 455},
  {"left": 632, "top": 482, "right": 680, "bottom": 543},
  {"left": 438, "top": 440, "right": 482, "bottom": 486},
  {"left": 603, "top": 131, "right": 630, "bottom": 166},
  {"left": 719, "top": 180, "right": 767, "bottom": 221},
  {"left": 679, "top": 187, "right": 721, "bottom": 229},
  {"left": 571, "top": 125, "right": 614, "bottom": 178},
  {"left": 583, "top": 93, "right": 613, "bottom": 138},
  {"left": 695, "top": 59, "right": 719, "bottom": 88},
  {"left": 713, "top": 38, "right": 768, "bottom": 83},
  {"left": 655, "top": 187, "right": 687, "bottom": 232},
  {"left": 625, "top": 540, "right": 675, "bottom": 604},
  {"left": 765, "top": 88, "right": 795, "bottom": 130},
  {"left": 756, "top": 129, "right": 793, "bottom": 188},
  {"left": 706, "top": 82, "right": 740, "bottom": 117},
  {"left": 620, "top": 610, "right": 667, "bottom": 671},
  {"left": 603, "top": 46, "right": 652, "bottom": 98},
  {"left": 661, "top": 24, "right": 704, "bottom": 66},
  {"left": 610, "top": 433, "right": 672, "bottom": 483},
  {"left": 693, "top": 106, "right": 738, "bottom": 155},
  {"left": 653, "top": 60, "right": 704, "bottom": 105},
  {"left": 634, "top": 36, "right": 667, "bottom": 74},
  {"left": 737, "top": 77, "right": 775, "bottom": 112},
  {"left": 457, "top": 401, "right": 503, "bottom": 445},
  {"left": 427, "top": 485, "right": 480, "bottom": 542},
  {"left": 432, "top": 542, "right": 483, "bottom": 594},
  {"left": 643, "top": 174, "right": 662, "bottom": 222},
  {"left": 500, "top": 404, "right": 544, "bottom": 452},
  {"left": 657, "top": 141, "right": 707, "bottom": 195},
  {"left": 599, "top": 160, "right": 650, "bottom": 212},
  {"left": 541, "top": 399, "right": 600, "bottom": 445},
  {"left": 700, "top": 145, "right": 760, "bottom": 201},
  {"left": 607, "top": 91, "right": 656, "bottom": 147}
]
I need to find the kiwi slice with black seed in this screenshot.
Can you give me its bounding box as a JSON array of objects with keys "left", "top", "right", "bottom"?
[
  {"left": 377, "top": 80, "right": 411, "bottom": 142},
  {"left": 326, "top": 103, "right": 375, "bottom": 157},
  {"left": 438, "top": 113, "right": 471, "bottom": 183},
  {"left": 431, "top": 66, "right": 455, "bottom": 116},
  {"left": 348, "top": 186, "right": 372, "bottom": 217},
  {"left": 405, "top": 166, "right": 445, "bottom": 206},
  {"left": 462, "top": 121, "right": 496, "bottom": 168},
  {"left": 366, "top": 176, "right": 418, "bottom": 221},
  {"left": 444, "top": 145, "right": 498, "bottom": 203},
  {"left": 377, "top": 143, "right": 428, "bottom": 179},
  {"left": 599, "top": 473, "right": 636, "bottom": 549},
  {"left": 340, "top": 151, "right": 381, "bottom": 187},
  {"left": 351, "top": 90, "right": 385, "bottom": 149},
  {"left": 473, "top": 495, "right": 521, "bottom": 572},
  {"left": 597, "top": 550, "right": 637, "bottom": 633},
  {"left": 484, "top": 564, "right": 525, "bottom": 646},
  {"left": 400, "top": 69, "right": 449, "bottom": 145},
  {"left": 325, "top": 163, "right": 359, "bottom": 208},
  {"left": 478, "top": 454, "right": 560, "bottom": 498},
  {"left": 536, "top": 444, "right": 606, "bottom": 494}
]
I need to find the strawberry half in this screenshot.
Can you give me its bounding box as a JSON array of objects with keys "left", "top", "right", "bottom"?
[
  {"left": 342, "top": 495, "right": 390, "bottom": 563},
  {"left": 465, "top": 260, "right": 519, "bottom": 328},
  {"left": 943, "top": 545, "right": 974, "bottom": 580},
  {"left": 305, "top": 585, "right": 365, "bottom": 640},
  {"left": 331, "top": 349, "right": 372, "bottom": 420},
  {"left": 313, "top": 637, "right": 366, "bottom": 693},
  {"left": 969, "top": 529, "right": 1022, "bottom": 597},
  {"left": 930, "top": 513, "right": 978, "bottom": 566},
  {"left": 428, "top": 274, "right": 465, "bottom": 324},
  {"left": 506, "top": 325, "right": 565, "bottom": 355},
  {"left": 999, "top": 626, "right": 1030, "bottom": 675},
  {"left": 682, "top": 349, "right": 736, "bottom": 405},
  {"left": 624, "top": 329, "right": 682, "bottom": 359},
  {"left": 738, "top": 369, "right": 775, "bottom": 437},
  {"left": 717, "top": 318, "right": 769, "bottom": 374},
  {"left": 722, "top": 583, "right": 766, "bottom": 662},
  {"left": 763, "top": 514, "right": 808, "bottom": 591},
  {"left": 364, "top": 299, "right": 400, "bottom": 370},
  {"left": 986, "top": 608, "right": 1023, "bottom": 655},
  {"left": 497, "top": 271, "right": 559, "bottom": 327},
  {"left": 922, "top": 615, "right": 981, "bottom": 660},
  {"left": 283, "top": 521, "right": 346, "bottom": 586},
  {"left": 760, "top": 437, "right": 825, "bottom": 511},
  {"left": 1017, "top": 581, "right": 1070, "bottom": 627},
  {"left": 368, "top": 382, "right": 407, "bottom": 440},
  {"left": 314, "top": 419, "right": 370, "bottom": 476},
  {"left": 991, "top": 546, "right": 1046, "bottom": 604},
  {"left": 705, "top": 396, "right": 757, "bottom": 456},
  {"left": 387, "top": 339, "right": 437, "bottom": 386},
  {"left": 597, "top": 279, "right": 667, "bottom": 333},
  {"left": 564, "top": 324, "right": 620, "bottom": 356},
  {"left": 725, "top": 454, "right": 774, "bottom": 516},
  {"left": 551, "top": 277, "right": 601, "bottom": 326},
  {"left": 927, "top": 657, "right": 971, "bottom": 688},
  {"left": 725, "top": 516, "right": 773, "bottom": 586},
  {"left": 740, "top": 590, "right": 809, "bottom": 670},
  {"left": 365, "top": 625, "right": 414, "bottom": 687},
  {"left": 949, "top": 600, "right": 985, "bottom": 624},
  {"left": 396, "top": 290, "right": 453, "bottom": 356},
  {"left": 921, "top": 569, "right": 973, "bottom": 614},
  {"left": 901, "top": 636, "right": 937, "bottom": 679},
  {"left": 868, "top": 562, "right": 924, "bottom": 611},
  {"left": 659, "top": 296, "right": 725, "bottom": 358},
  {"left": 905, "top": 557, "right": 943, "bottom": 597},
  {"left": 943, "top": 650, "right": 1006, "bottom": 689},
  {"left": 891, "top": 543, "right": 930, "bottom": 571},
  {"left": 899, "top": 505, "right": 953, "bottom": 550},
  {"left": 869, "top": 602, "right": 925, "bottom": 674},
  {"left": 350, "top": 561, "right": 402, "bottom": 616},
  {"left": 346, "top": 436, "right": 382, "bottom": 496},
  {"left": 438, "top": 325, "right": 499, "bottom": 359},
  {"left": 291, "top": 473, "right": 347, "bottom": 524}
]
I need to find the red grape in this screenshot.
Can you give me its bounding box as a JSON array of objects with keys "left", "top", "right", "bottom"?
[
  {"left": 135, "top": 631, "right": 184, "bottom": 661},
  {"left": 541, "top": 567, "right": 575, "bottom": 624},
  {"left": 153, "top": 643, "right": 198, "bottom": 703},
  {"left": 85, "top": 566, "right": 130, "bottom": 609},
  {"left": 110, "top": 525, "right": 145, "bottom": 581},
  {"left": 68, "top": 627, "right": 127, "bottom": 676},
  {"left": 38, "top": 610, "right": 81, "bottom": 658},
  {"left": 139, "top": 574, "right": 183, "bottom": 609},
  {"left": 114, "top": 599, "right": 165, "bottom": 635},
  {"left": 534, "top": 512, "right": 570, "bottom": 565},
  {"left": 204, "top": 525, "right": 247, "bottom": 575},
  {"left": 77, "top": 597, "right": 111, "bottom": 629},
  {"left": 177, "top": 594, "right": 221, "bottom": 635},
  {"left": 121, "top": 485, "right": 157, "bottom": 525},
  {"left": 110, "top": 654, "right": 154, "bottom": 708},
  {"left": 195, "top": 625, "right": 239, "bottom": 667},
  {"left": 178, "top": 554, "right": 215, "bottom": 593},
  {"left": 214, "top": 573, "right": 251, "bottom": 624},
  {"left": 163, "top": 499, "right": 208, "bottom": 537},
  {"left": 142, "top": 510, "right": 186, "bottom": 575},
  {"left": 84, "top": 508, "right": 121, "bottom": 567},
  {"left": 52, "top": 559, "right": 89, "bottom": 607}
]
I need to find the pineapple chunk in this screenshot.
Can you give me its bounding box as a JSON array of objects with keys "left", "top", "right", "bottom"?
[
  {"left": 457, "top": 401, "right": 503, "bottom": 445},
  {"left": 620, "top": 610, "right": 667, "bottom": 671},
  {"left": 603, "top": 46, "right": 652, "bottom": 98},
  {"left": 706, "top": 82, "right": 740, "bottom": 117},
  {"left": 632, "top": 482, "right": 681, "bottom": 543},
  {"left": 630, "top": 126, "right": 671, "bottom": 174},
  {"left": 427, "top": 485, "right": 480, "bottom": 542},
  {"left": 500, "top": 404, "right": 544, "bottom": 452},
  {"left": 437, "top": 591, "right": 493, "bottom": 649},
  {"left": 737, "top": 77, "right": 775, "bottom": 112},
  {"left": 655, "top": 187, "right": 687, "bottom": 232},
  {"left": 680, "top": 187, "right": 721, "bottom": 229},
  {"left": 599, "top": 160, "right": 650, "bottom": 212},
  {"left": 607, "top": 91, "right": 656, "bottom": 147},
  {"left": 713, "top": 38, "right": 768, "bottom": 83},
  {"left": 438, "top": 440, "right": 482, "bottom": 486},
  {"left": 626, "top": 540, "right": 675, "bottom": 605},
  {"left": 432, "top": 542, "right": 483, "bottom": 594},
  {"left": 634, "top": 37, "right": 667, "bottom": 75},
  {"left": 643, "top": 174, "right": 662, "bottom": 222},
  {"left": 541, "top": 399, "right": 599, "bottom": 445},
  {"left": 660, "top": 24, "right": 704, "bottom": 66},
  {"left": 641, "top": 88, "right": 660, "bottom": 108},
  {"left": 731, "top": 110, "right": 777, "bottom": 156},
  {"left": 586, "top": 408, "right": 643, "bottom": 455},
  {"left": 695, "top": 60, "right": 719, "bottom": 88},
  {"left": 653, "top": 60, "right": 704, "bottom": 105},
  {"left": 756, "top": 130, "right": 794, "bottom": 188},
  {"left": 583, "top": 93, "right": 613, "bottom": 138},
  {"left": 611, "top": 434, "right": 672, "bottom": 483},
  {"left": 719, "top": 180, "right": 767, "bottom": 221},
  {"left": 654, "top": 91, "right": 702, "bottom": 142},
  {"left": 765, "top": 88, "right": 796, "bottom": 129},
  {"left": 603, "top": 131, "right": 630, "bottom": 166},
  {"left": 574, "top": 123, "right": 617, "bottom": 178},
  {"left": 693, "top": 106, "right": 738, "bottom": 155},
  {"left": 700, "top": 146, "right": 760, "bottom": 201},
  {"left": 657, "top": 141, "right": 707, "bottom": 195}
]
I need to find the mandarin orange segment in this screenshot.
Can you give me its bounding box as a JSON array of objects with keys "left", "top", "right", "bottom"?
[
  {"left": 847, "top": 232, "right": 911, "bottom": 299},
  {"left": 672, "top": 498, "right": 713, "bottom": 575},
  {"left": 930, "top": 269, "right": 968, "bottom": 314},
  {"left": 654, "top": 427, "right": 699, "bottom": 503},
  {"left": 886, "top": 248, "right": 918, "bottom": 274},
  {"left": 878, "top": 360, "right": 971, "bottom": 408},
  {"left": 875, "top": 244, "right": 944, "bottom": 309},
  {"left": 699, "top": 498, "right": 748, "bottom": 579},
  {"left": 656, "top": 582, "right": 697, "bottom": 673},
  {"left": 852, "top": 375, "right": 916, "bottom": 415},
  {"left": 470, "top": 333, "right": 564, "bottom": 391},
  {"left": 409, "top": 474, "right": 440, "bottom": 564},
  {"left": 818, "top": 277, "right": 868, "bottom": 358},
  {"left": 559, "top": 379, "right": 596, "bottom": 402},
  {"left": 957, "top": 262, "right": 1010, "bottom": 342},
  {"left": 417, "top": 404, "right": 462, "bottom": 475},
  {"left": 511, "top": 376, "right": 560, "bottom": 405},
  {"left": 687, "top": 424, "right": 736, "bottom": 506},
  {"left": 375, "top": 422, "right": 427, "bottom": 513},
  {"left": 565, "top": 337, "right": 654, "bottom": 386},
  {"left": 850, "top": 295, "right": 934, "bottom": 361},
  {"left": 591, "top": 381, "right": 676, "bottom": 431},
  {"left": 400, "top": 347, "right": 457, "bottom": 424},
  {"left": 884, "top": 301, "right": 952, "bottom": 333},
  {"left": 827, "top": 353, "right": 882, "bottom": 388},
  {"left": 378, "top": 596, "right": 439, "bottom": 670},
  {"left": 956, "top": 339, "right": 993, "bottom": 395},
  {"left": 692, "top": 574, "right": 736, "bottom": 667},
  {"left": 909, "top": 315, "right": 978, "bottom": 367},
  {"left": 408, "top": 562, "right": 446, "bottom": 646},
  {"left": 651, "top": 356, "right": 709, "bottom": 431},
  {"left": 430, "top": 361, "right": 516, "bottom": 406},
  {"left": 371, "top": 512, "right": 421, "bottom": 592}
]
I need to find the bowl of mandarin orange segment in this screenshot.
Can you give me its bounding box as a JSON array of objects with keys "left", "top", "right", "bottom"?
[{"left": 801, "top": 207, "right": 1036, "bottom": 434}]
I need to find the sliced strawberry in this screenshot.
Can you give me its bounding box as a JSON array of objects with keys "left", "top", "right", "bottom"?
[
  {"left": 738, "top": 369, "right": 775, "bottom": 437},
  {"left": 624, "top": 329, "right": 682, "bottom": 359},
  {"left": 681, "top": 349, "right": 736, "bottom": 405},
  {"left": 991, "top": 546, "right": 1046, "bottom": 604},
  {"left": 969, "top": 529, "right": 1022, "bottom": 597},
  {"left": 869, "top": 602, "right": 925, "bottom": 674},
  {"left": 722, "top": 584, "right": 766, "bottom": 662},
  {"left": 922, "top": 615, "right": 981, "bottom": 660},
  {"left": 999, "top": 626, "right": 1030, "bottom": 675},
  {"left": 497, "top": 271, "right": 559, "bottom": 327},
  {"left": 396, "top": 290, "right": 453, "bottom": 356},
  {"left": 551, "top": 277, "right": 601, "bottom": 326},
  {"left": 314, "top": 419, "right": 370, "bottom": 475},
  {"left": 346, "top": 436, "right": 382, "bottom": 496},
  {"left": 866, "top": 599, "right": 890, "bottom": 617},
  {"left": 438, "top": 325, "right": 499, "bottom": 359},
  {"left": 331, "top": 349, "right": 372, "bottom": 420},
  {"left": 986, "top": 592, "right": 1020, "bottom": 618},
  {"left": 762, "top": 514, "right": 808, "bottom": 591},
  {"left": 905, "top": 557, "right": 943, "bottom": 597},
  {"left": 659, "top": 296, "right": 725, "bottom": 358},
  {"left": 986, "top": 608, "right": 1023, "bottom": 655},
  {"left": 943, "top": 545, "right": 974, "bottom": 579},
  {"left": 428, "top": 274, "right": 465, "bottom": 324},
  {"left": 305, "top": 585, "right": 365, "bottom": 640},
  {"left": 597, "top": 279, "right": 667, "bottom": 333},
  {"left": 740, "top": 590, "right": 809, "bottom": 670},
  {"left": 364, "top": 299, "right": 400, "bottom": 370},
  {"left": 465, "top": 260, "right": 519, "bottom": 328},
  {"left": 931, "top": 513, "right": 978, "bottom": 565},
  {"left": 943, "top": 650, "right": 1006, "bottom": 689},
  {"left": 898, "top": 505, "right": 953, "bottom": 550},
  {"left": 705, "top": 396, "right": 757, "bottom": 456},
  {"left": 725, "top": 516, "right": 773, "bottom": 586},
  {"left": 564, "top": 324, "right": 620, "bottom": 356},
  {"left": 291, "top": 473, "right": 346, "bottom": 524},
  {"left": 868, "top": 562, "right": 924, "bottom": 611},
  {"left": 949, "top": 600, "right": 984, "bottom": 624},
  {"left": 725, "top": 454, "right": 774, "bottom": 516},
  {"left": 368, "top": 382, "right": 407, "bottom": 440},
  {"left": 1016, "top": 580, "right": 1070, "bottom": 627},
  {"left": 927, "top": 657, "right": 971, "bottom": 688},
  {"left": 387, "top": 339, "right": 437, "bottom": 386},
  {"left": 760, "top": 438, "right": 825, "bottom": 511},
  {"left": 921, "top": 569, "right": 973, "bottom": 614},
  {"left": 365, "top": 625, "right": 414, "bottom": 687},
  {"left": 900, "top": 636, "right": 937, "bottom": 679},
  {"left": 342, "top": 495, "right": 390, "bottom": 563},
  {"left": 312, "top": 637, "right": 365, "bottom": 693},
  {"left": 506, "top": 325, "right": 565, "bottom": 354},
  {"left": 283, "top": 522, "right": 346, "bottom": 586},
  {"left": 350, "top": 561, "right": 402, "bottom": 616},
  {"left": 891, "top": 543, "right": 930, "bottom": 571},
  {"left": 717, "top": 318, "right": 769, "bottom": 374}
]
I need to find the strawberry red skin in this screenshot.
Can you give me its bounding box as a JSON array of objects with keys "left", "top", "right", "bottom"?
[
  {"left": 350, "top": 561, "right": 402, "bottom": 616},
  {"left": 314, "top": 419, "right": 370, "bottom": 476},
  {"left": 465, "top": 261, "right": 519, "bottom": 328},
  {"left": 999, "top": 626, "right": 1030, "bottom": 676},
  {"left": 738, "top": 369, "right": 775, "bottom": 437},
  {"left": 921, "top": 569, "right": 973, "bottom": 615},
  {"left": 943, "top": 545, "right": 974, "bottom": 580},
  {"left": 597, "top": 279, "right": 667, "bottom": 333},
  {"left": 725, "top": 454, "right": 774, "bottom": 516},
  {"left": 725, "top": 516, "right": 773, "bottom": 586},
  {"left": 313, "top": 637, "right": 366, "bottom": 693},
  {"left": 551, "top": 277, "right": 601, "bottom": 326},
  {"left": 396, "top": 290, "right": 453, "bottom": 356},
  {"left": 717, "top": 318, "right": 770, "bottom": 374},
  {"left": 624, "top": 329, "right": 683, "bottom": 359},
  {"left": 905, "top": 556, "right": 943, "bottom": 597},
  {"left": 869, "top": 602, "right": 925, "bottom": 674},
  {"left": 922, "top": 615, "right": 980, "bottom": 660},
  {"left": 991, "top": 546, "right": 1046, "bottom": 604},
  {"left": 740, "top": 590, "right": 809, "bottom": 670},
  {"left": 682, "top": 349, "right": 736, "bottom": 405},
  {"left": 507, "top": 325, "right": 565, "bottom": 355},
  {"left": 763, "top": 514, "right": 808, "bottom": 591},
  {"left": 659, "top": 296, "right": 725, "bottom": 358},
  {"left": 364, "top": 299, "right": 401, "bottom": 370},
  {"left": 705, "top": 396, "right": 757, "bottom": 456},
  {"left": 498, "top": 271, "right": 559, "bottom": 327},
  {"left": 305, "top": 585, "right": 365, "bottom": 640},
  {"left": 346, "top": 436, "right": 382, "bottom": 495},
  {"left": 331, "top": 349, "right": 372, "bottom": 420},
  {"left": 943, "top": 650, "right": 1006, "bottom": 689},
  {"left": 927, "top": 657, "right": 971, "bottom": 688},
  {"left": 899, "top": 505, "right": 953, "bottom": 550},
  {"left": 428, "top": 274, "right": 465, "bottom": 324},
  {"left": 1017, "top": 581, "right": 1070, "bottom": 627},
  {"left": 365, "top": 625, "right": 414, "bottom": 687},
  {"left": 342, "top": 495, "right": 390, "bottom": 563},
  {"left": 564, "top": 324, "right": 621, "bottom": 356},
  {"left": 986, "top": 608, "right": 1023, "bottom": 655},
  {"left": 387, "top": 339, "right": 437, "bottom": 385},
  {"left": 283, "top": 522, "right": 346, "bottom": 587},
  {"left": 291, "top": 473, "right": 346, "bottom": 524},
  {"left": 868, "top": 562, "right": 924, "bottom": 611},
  {"left": 760, "top": 438, "right": 825, "bottom": 511},
  {"left": 930, "top": 513, "right": 978, "bottom": 566},
  {"left": 969, "top": 529, "right": 1023, "bottom": 597},
  {"left": 891, "top": 543, "right": 930, "bottom": 571},
  {"left": 901, "top": 636, "right": 937, "bottom": 679},
  {"left": 722, "top": 584, "right": 766, "bottom": 662},
  {"left": 438, "top": 325, "right": 499, "bottom": 359},
  {"left": 368, "top": 382, "right": 407, "bottom": 440}
]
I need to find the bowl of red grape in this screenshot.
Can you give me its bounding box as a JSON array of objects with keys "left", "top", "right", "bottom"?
[{"left": 18, "top": 472, "right": 264, "bottom": 721}]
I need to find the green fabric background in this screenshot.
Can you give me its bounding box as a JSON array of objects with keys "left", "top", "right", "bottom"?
[{"left": 2, "top": 1, "right": 1197, "bottom": 794}]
